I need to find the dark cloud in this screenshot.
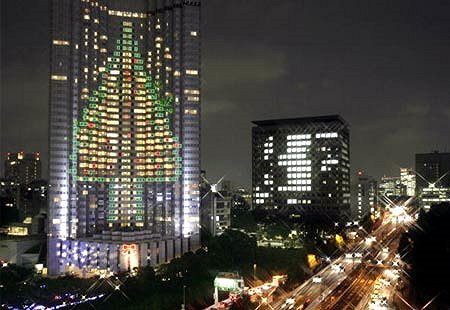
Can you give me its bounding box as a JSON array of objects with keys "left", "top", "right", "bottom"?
[
  {"left": 201, "top": 0, "right": 450, "bottom": 187},
  {"left": 2, "top": 0, "right": 450, "bottom": 186}
]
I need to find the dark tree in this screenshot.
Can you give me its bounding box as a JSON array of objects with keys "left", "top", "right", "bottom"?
[{"left": 399, "top": 203, "right": 450, "bottom": 308}]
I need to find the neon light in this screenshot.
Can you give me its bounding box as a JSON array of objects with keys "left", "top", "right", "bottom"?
[{"left": 69, "top": 21, "right": 182, "bottom": 226}]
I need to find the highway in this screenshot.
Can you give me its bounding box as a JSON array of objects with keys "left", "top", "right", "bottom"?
[
  {"left": 203, "top": 198, "right": 413, "bottom": 310},
  {"left": 272, "top": 199, "right": 412, "bottom": 310},
  {"left": 316, "top": 221, "right": 403, "bottom": 310}
]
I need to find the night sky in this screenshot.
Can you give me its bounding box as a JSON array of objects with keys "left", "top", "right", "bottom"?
[{"left": 2, "top": 0, "right": 450, "bottom": 187}]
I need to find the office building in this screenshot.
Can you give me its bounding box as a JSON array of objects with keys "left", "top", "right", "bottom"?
[
  {"left": 400, "top": 167, "right": 416, "bottom": 197},
  {"left": 416, "top": 152, "right": 450, "bottom": 195},
  {"left": 419, "top": 183, "right": 450, "bottom": 211},
  {"left": 378, "top": 176, "right": 405, "bottom": 198},
  {"left": 48, "top": 0, "right": 201, "bottom": 276},
  {"left": 252, "top": 115, "right": 350, "bottom": 224},
  {"left": 356, "top": 171, "right": 377, "bottom": 220},
  {"left": 5, "top": 152, "right": 41, "bottom": 186}
]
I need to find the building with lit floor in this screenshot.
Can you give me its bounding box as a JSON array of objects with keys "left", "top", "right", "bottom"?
[
  {"left": 400, "top": 167, "right": 416, "bottom": 197},
  {"left": 378, "top": 176, "right": 405, "bottom": 198},
  {"left": 419, "top": 184, "right": 450, "bottom": 211},
  {"left": 48, "top": 0, "right": 201, "bottom": 276},
  {"left": 356, "top": 171, "right": 377, "bottom": 220},
  {"left": 251, "top": 115, "right": 351, "bottom": 225},
  {"left": 4, "top": 152, "right": 41, "bottom": 186},
  {"left": 199, "top": 172, "right": 233, "bottom": 236}
]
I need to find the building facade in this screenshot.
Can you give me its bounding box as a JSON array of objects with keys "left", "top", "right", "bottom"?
[
  {"left": 252, "top": 115, "right": 350, "bottom": 224},
  {"left": 378, "top": 176, "right": 405, "bottom": 198},
  {"left": 419, "top": 183, "right": 450, "bottom": 211},
  {"left": 356, "top": 172, "right": 377, "bottom": 221},
  {"left": 199, "top": 174, "right": 231, "bottom": 236},
  {"left": 400, "top": 167, "right": 416, "bottom": 197},
  {"left": 48, "top": 0, "right": 201, "bottom": 276},
  {"left": 200, "top": 189, "right": 231, "bottom": 237},
  {"left": 5, "top": 152, "right": 41, "bottom": 186},
  {"left": 415, "top": 152, "right": 450, "bottom": 195}
]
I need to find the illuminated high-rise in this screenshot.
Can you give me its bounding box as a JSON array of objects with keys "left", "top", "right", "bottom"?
[
  {"left": 48, "top": 0, "right": 201, "bottom": 276},
  {"left": 252, "top": 115, "right": 350, "bottom": 225},
  {"left": 400, "top": 167, "right": 416, "bottom": 197}
]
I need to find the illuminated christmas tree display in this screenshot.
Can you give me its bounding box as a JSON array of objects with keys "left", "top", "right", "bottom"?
[{"left": 69, "top": 21, "right": 182, "bottom": 227}]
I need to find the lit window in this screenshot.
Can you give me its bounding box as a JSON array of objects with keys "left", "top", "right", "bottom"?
[
  {"left": 186, "top": 69, "right": 198, "bottom": 75},
  {"left": 184, "top": 109, "right": 197, "bottom": 115},
  {"left": 187, "top": 96, "right": 200, "bottom": 102},
  {"left": 53, "top": 40, "right": 70, "bottom": 46},
  {"left": 51, "top": 75, "right": 68, "bottom": 81}
]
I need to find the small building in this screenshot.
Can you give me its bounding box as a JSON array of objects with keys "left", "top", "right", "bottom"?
[
  {"left": 356, "top": 171, "right": 377, "bottom": 220},
  {"left": 200, "top": 174, "right": 232, "bottom": 236}
]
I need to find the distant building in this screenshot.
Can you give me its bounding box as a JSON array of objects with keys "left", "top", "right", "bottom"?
[
  {"left": 0, "top": 178, "right": 47, "bottom": 226},
  {"left": 4, "top": 152, "right": 41, "bottom": 186},
  {"left": 356, "top": 171, "right": 377, "bottom": 220},
  {"left": 400, "top": 168, "right": 416, "bottom": 197},
  {"left": 0, "top": 180, "right": 21, "bottom": 225},
  {"left": 200, "top": 175, "right": 232, "bottom": 236},
  {"left": 419, "top": 183, "right": 450, "bottom": 211},
  {"left": 0, "top": 179, "right": 19, "bottom": 207},
  {"left": 23, "top": 180, "right": 48, "bottom": 218},
  {"left": 415, "top": 152, "right": 450, "bottom": 195},
  {"left": 232, "top": 188, "right": 252, "bottom": 212},
  {"left": 252, "top": 115, "right": 350, "bottom": 225},
  {"left": 378, "top": 176, "right": 405, "bottom": 198}
]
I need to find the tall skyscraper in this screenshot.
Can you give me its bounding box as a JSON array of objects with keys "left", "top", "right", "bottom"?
[
  {"left": 48, "top": 0, "right": 201, "bottom": 276},
  {"left": 400, "top": 167, "right": 416, "bottom": 197},
  {"left": 415, "top": 152, "right": 450, "bottom": 194},
  {"left": 5, "top": 152, "right": 41, "bottom": 186},
  {"left": 252, "top": 115, "right": 350, "bottom": 224},
  {"left": 356, "top": 171, "right": 377, "bottom": 220}
]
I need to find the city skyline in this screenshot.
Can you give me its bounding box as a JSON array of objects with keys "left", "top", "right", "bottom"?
[
  {"left": 1, "top": 1, "right": 450, "bottom": 308},
  {"left": 2, "top": 0, "right": 450, "bottom": 188}
]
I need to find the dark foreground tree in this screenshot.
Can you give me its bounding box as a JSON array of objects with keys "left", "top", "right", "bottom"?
[{"left": 399, "top": 203, "right": 450, "bottom": 308}]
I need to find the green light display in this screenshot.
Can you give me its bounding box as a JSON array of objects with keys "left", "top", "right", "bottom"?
[{"left": 69, "top": 21, "right": 182, "bottom": 226}]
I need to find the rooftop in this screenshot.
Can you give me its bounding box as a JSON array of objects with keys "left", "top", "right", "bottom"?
[{"left": 252, "top": 114, "right": 347, "bottom": 127}]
